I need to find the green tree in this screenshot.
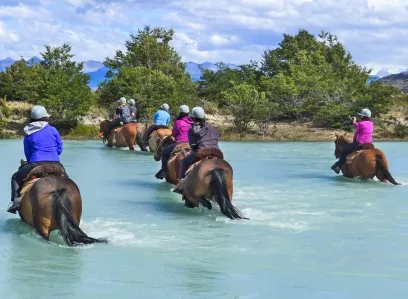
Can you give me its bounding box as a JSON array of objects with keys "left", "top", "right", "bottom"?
[
  {"left": 99, "top": 26, "right": 197, "bottom": 118},
  {"left": 104, "top": 26, "right": 186, "bottom": 79},
  {"left": 221, "top": 84, "right": 277, "bottom": 134},
  {"left": 38, "top": 44, "right": 93, "bottom": 127},
  {"left": 0, "top": 58, "right": 43, "bottom": 102}
]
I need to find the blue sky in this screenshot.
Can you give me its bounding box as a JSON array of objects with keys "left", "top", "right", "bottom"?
[{"left": 1, "top": 0, "right": 408, "bottom": 74}]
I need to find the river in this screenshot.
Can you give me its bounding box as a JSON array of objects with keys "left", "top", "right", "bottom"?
[{"left": 0, "top": 140, "right": 407, "bottom": 298}]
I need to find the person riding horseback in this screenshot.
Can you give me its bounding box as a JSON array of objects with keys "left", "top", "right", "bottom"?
[
  {"left": 98, "top": 97, "right": 131, "bottom": 138},
  {"left": 128, "top": 98, "right": 137, "bottom": 122},
  {"left": 173, "top": 106, "right": 220, "bottom": 194},
  {"left": 331, "top": 108, "right": 374, "bottom": 174},
  {"left": 155, "top": 105, "right": 193, "bottom": 180},
  {"left": 7, "top": 105, "right": 67, "bottom": 214},
  {"left": 143, "top": 103, "right": 171, "bottom": 147}
]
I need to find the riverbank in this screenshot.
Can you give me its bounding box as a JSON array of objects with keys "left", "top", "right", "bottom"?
[{"left": 1, "top": 101, "right": 408, "bottom": 142}]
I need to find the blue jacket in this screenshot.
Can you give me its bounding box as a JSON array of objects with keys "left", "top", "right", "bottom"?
[
  {"left": 153, "top": 109, "right": 170, "bottom": 126},
  {"left": 23, "top": 122, "right": 63, "bottom": 163}
]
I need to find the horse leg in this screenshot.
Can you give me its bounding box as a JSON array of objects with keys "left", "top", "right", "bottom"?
[
  {"left": 182, "top": 195, "right": 195, "bottom": 208},
  {"left": 34, "top": 216, "right": 52, "bottom": 240}
]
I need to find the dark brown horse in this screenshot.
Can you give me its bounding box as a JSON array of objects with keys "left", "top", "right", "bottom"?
[
  {"left": 153, "top": 135, "right": 190, "bottom": 185},
  {"left": 179, "top": 149, "right": 248, "bottom": 220},
  {"left": 334, "top": 132, "right": 399, "bottom": 184},
  {"left": 18, "top": 164, "right": 107, "bottom": 246},
  {"left": 99, "top": 120, "right": 145, "bottom": 151}
]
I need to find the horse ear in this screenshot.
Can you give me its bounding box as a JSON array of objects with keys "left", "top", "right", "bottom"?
[
  {"left": 343, "top": 132, "right": 348, "bottom": 136},
  {"left": 334, "top": 132, "right": 340, "bottom": 137}
]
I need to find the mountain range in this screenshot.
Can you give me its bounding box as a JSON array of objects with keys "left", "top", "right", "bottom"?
[
  {"left": 0, "top": 57, "right": 407, "bottom": 92},
  {"left": 0, "top": 57, "right": 238, "bottom": 90}
]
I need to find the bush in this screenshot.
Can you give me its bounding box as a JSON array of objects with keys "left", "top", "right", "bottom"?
[
  {"left": 393, "top": 122, "right": 408, "bottom": 138},
  {"left": 65, "top": 124, "right": 99, "bottom": 139}
]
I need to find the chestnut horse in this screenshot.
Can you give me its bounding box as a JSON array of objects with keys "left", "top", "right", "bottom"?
[
  {"left": 153, "top": 135, "right": 190, "bottom": 185},
  {"left": 148, "top": 127, "right": 173, "bottom": 153},
  {"left": 334, "top": 132, "right": 399, "bottom": 184},
  {"left": 99, "top": 120, "right": 145, "bottom": 151},
  {"left": 178, "top": 149, "right": 248, "bottom": 220},
  {"left": 18, "top": 164, "right": 107, "bottom": 246}
]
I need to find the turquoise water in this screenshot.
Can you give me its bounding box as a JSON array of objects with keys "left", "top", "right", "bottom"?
[{"left": 0, "top": 139, "right": 408, "bottom": 298}]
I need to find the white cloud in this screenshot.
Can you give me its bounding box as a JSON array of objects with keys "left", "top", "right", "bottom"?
[
  {"left": 209, "top": 34, "right": 238, "bottom": 46},
  {"left": 0, "top": 21, "right": 20, "bottom": 43}
]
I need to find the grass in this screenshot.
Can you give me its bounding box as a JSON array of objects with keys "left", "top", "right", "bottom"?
[{"left": 65, "top": 124, "right": 100, "bottom": 140}]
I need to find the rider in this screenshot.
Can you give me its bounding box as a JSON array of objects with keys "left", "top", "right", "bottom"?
[
  {"left": 8, "top": 105, "right": 67, "bottom": 214},
  {"left": 99, "top": 97, "right": 131, "bottom": 137},
  {"left": 173, "top": 106, "right": 220, "bottom": 194},
  {"left": 143, "top": 103, "right": 171, "bottom": 147},
  {"left": 155, "top": 105, "right": 193, "bottom": 179},
  {"left": 331, "top": 108, "right": 374, "bottom": 174},
  {"left": 128, "top": 98, "right": 137, "bottom": 122}
]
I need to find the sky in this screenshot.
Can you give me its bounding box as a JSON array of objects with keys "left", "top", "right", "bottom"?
[{"left": 1, "top": 0, "right": 408, "bottom": 74}]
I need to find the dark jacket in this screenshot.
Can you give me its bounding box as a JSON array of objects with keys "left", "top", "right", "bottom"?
[
  {"left": 129, "top": 105, "right": 137, "bottom": 121},
  {"left": 188, "top": 123, "right": 219, "bottom": 151},
  {"left": 116, "top": 105, "right": 131, "bottom": 122}
]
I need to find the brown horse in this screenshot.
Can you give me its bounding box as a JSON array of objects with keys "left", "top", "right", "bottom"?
[
  {"left": 153, "top": 135, "right": 190, "bottom": 185},
  {"left": 179, "top": 149, "right": 248, "bottom": 220},
  {"left": 18, "top": 164, "right": 107, "bottom": 246},
  {"left": 334, "top": 132, "right": 399, "bottom": 184},
  {"left": 99, "top": 120, "right": 145, "bottom": 151},
  {"left": 148, "top": 127, "right": 173, "bottom": 153}
]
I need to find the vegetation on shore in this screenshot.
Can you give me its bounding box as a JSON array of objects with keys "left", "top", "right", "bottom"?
[{"left": 1, "top": 26, "right": 408, "bottom": 141}]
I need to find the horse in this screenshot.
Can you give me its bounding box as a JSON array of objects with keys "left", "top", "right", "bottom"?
[
  {"left": 99, "top": 120, "right": 145, "bottom": 151},
  {"left": 178, "top": 148, "right": 248, "bottom": 220},
  {"left": 17, "top": 163, "right": 107, "bottom": 246},
  {"left": 333, "top": 132, "right": 399, "bottom": 184},
  {"left": 153, "top": 135, "right": 190, "bottom": 185},
  {"left": 147, "top": 126, "right": 173, "bottom": 153}
]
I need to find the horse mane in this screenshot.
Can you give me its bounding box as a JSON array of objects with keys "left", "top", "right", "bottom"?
[
  {"left": 24, "top": 164, "right": 66, "bottom": 182},
  {"left": 196, "top": 148, "right": 224, "bottom": 160}
]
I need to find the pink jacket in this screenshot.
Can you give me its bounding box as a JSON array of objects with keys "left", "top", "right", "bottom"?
[
  {"left": 353, "top": 120, "right": 373, "bottom": 144},
  {"left": 172, "top": 116, "right": 193, "bottom": 142}
]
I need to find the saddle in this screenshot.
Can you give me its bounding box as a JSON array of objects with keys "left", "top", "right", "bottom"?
[
  {"left": 346, "top": 143, "right": 375, "bottom": 165},
  {"left": 20, "top": 164, "right": 66, "bottom": 197},
  {"left": 185, "top": 148, "right": 224, "bottom": 176},
  {"left": 167, "top": 143, "right": 190, "bottom": 166}
]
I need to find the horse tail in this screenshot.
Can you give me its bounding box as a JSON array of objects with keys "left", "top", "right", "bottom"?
[
  {"left": 51, "top": 188, "right": 108, "bottom": 246},
  {"left": 208, "top": 168, "right": 248, "bottom": 220},
  {"left": 376, "top": 154, "right": 400, "bottom": 185}
]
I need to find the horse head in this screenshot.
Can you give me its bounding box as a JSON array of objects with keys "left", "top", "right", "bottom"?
[
  {"left": 99, "top": 119, "right": 111, "bottom": 134},
  {"left": 334, "top": 132, "right": 351, "bottom": 158}
]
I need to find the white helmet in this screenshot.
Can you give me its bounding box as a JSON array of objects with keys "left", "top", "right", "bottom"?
[
  {"left": 128, "top": 99, "right": 135, "bottom": 105},
  {"left": 31, "top": 105, "right": 50, "bottom": 120},
  {"left": 161, "top": 103, "right": 169, "bottom": 111},
  {"left": 190, "top": 107, "right": 205, "bottom": 119},
  {"left": 358, "top": 108, "right": 372, "bottom": 118},
  {"left": 119, "top": 97, "right": 126, "bottom": 104},
  {"left": 179, "top": 105, "right": 190, "bottom": 114}
]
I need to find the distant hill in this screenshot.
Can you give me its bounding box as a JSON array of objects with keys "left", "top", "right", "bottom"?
[{"left": 378, "top": 72, "right": 408, "bottom": 93}]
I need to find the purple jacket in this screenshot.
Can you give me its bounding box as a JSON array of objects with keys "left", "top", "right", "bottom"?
[
  {"left": 188, "top": 123, "right": 220, "bottom": 151},
  {"left": 23, "top": 121, "right": 63, "bottom": 163},
  {"left": 172, "top": 116, "right": 193, "bottom": 142}
]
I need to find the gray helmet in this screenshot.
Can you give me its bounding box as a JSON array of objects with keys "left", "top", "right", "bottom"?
[
  {"left": 161, "top": 103, "right": 169, "bottom": 111},
  {"left": 128, "top": 99, "right": 135, "bottom": 105},
  {"left": 31, "top": 105, "right": 50, "bottom": 120},
  {"left": 119, "top": 97, "right": 126, "bottom": 105},
  {"left": 190, "top": 107, "right": 205, "bottom": 119},
  {"left": 179, "top": 105, "right": 190, "bottom": 114},
  {"left": 358, "top": 108, "right": 372, "bottom": 118}
]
